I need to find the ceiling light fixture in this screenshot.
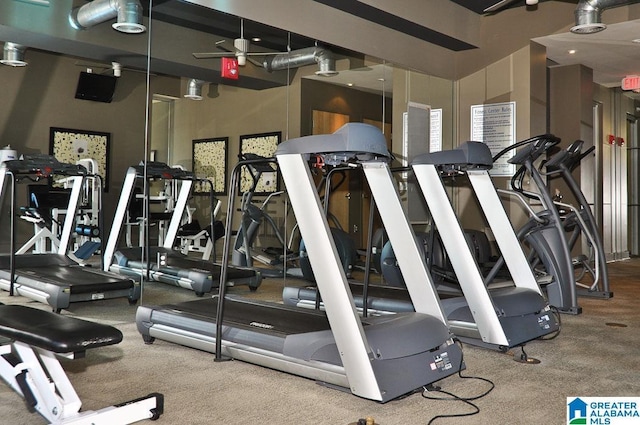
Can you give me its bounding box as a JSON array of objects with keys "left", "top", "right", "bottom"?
[
  {"left": 70, "top": 0, "right": 146, "bottom": 34},
  {"left": 184, "top": 78, "right": 205, "bottom": 101},
  {"left": 1, "top": 42, "right": 27, "bottom": 67},
  {"left": 568, "top": 49, "right": 577, "bottom": 54},
  {"left": 570, "top": 0, "right": 637, "bottom": 35}
]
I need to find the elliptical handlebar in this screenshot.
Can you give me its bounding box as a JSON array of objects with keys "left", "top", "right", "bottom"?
[
  {"left": 542, "top": 139, "right": 595, "bottom": 175},
  {"left": 492, "top": 134, "right": 561, "bottom": 163},
  {"left": 507, "top": 135, "right": 561, "bottom": 165}
]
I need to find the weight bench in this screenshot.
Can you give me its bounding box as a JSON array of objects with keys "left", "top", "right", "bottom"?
[{"left": 0, "top": 304, "right": 163, "bottom": 424}]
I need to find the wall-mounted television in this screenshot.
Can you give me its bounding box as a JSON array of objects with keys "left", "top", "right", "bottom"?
[{"left": 74, "top": 71, "right": 117, "bottom": 103}]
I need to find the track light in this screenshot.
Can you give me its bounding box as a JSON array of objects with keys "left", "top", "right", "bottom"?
[{"left": 1, "top": 42, "right": 27, "bottom": 67}]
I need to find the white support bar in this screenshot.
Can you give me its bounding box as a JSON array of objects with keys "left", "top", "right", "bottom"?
[
  {"left": 104, "top": 167, "right": 138, "bottom": 271},
  {"left": 2, "top": 341, "right": 160, "bottom": 424},
  {"left": 412, "top": 163, "right": 510, "bottom": 346},
  {"left": 0, "top": 167, "right": 7, "bottom": 203},
  {"left": 466, "top": 170, "right": 542, "bottom": 293},
  {"left": 57, "top": 176, "right": 84, "bottom": 255},
  {"left": 361, "top": 162, "right": 447, "bottom": 322},
  {"left": 276, "top": 153, "right": 383, "bottom": 402},
  {"left": 162, "top": 179, "right": 193, "bottom": 249}
]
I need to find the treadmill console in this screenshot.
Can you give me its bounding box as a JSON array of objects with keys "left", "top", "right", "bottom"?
[
  {"left": 2, "top": 155, "right": 87, "bottom": 177},
  {"left": 134, "top": 161, "right": 196, "bottom": 180}
]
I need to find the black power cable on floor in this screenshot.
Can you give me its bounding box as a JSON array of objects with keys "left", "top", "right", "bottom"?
[
  {"left": 537, "top": 305, "right": 562, "bottom": 341},
  {"left": 422, "top": 339, "right": 495, "bottom": 425}
]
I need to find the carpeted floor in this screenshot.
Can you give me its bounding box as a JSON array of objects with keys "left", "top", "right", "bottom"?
[{"left": 0, "top": 259, "right": 638, "bottom": 425}]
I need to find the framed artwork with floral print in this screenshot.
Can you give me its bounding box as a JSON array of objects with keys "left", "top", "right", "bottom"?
[
  {"left": 239, "top": 131, "right": 281, "bottom": 195},
  {"left": 49, "top": 127, "right": 110, "bottom": 192},
  {"left": 192, "top": 137, "right": 228, "bottom": 195}
]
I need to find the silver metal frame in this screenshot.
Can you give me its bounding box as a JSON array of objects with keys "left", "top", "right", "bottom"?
[
  {"left": 277, "top": 153, "right": 383, "bottom": 400},
  {"left": 411, "top": 163, "right": 547, "bottom": 347},
  {"left": 361, "top": 162, "right": 446, "bottom": 321},
  {"left": 102, "top": 166, "right": 193, "bottom": 271}
]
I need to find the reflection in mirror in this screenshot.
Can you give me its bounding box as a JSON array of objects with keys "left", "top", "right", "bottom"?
[
  {"left": 142, "top": 8, "right": 455, "bottom": 287},
  {"left": 0, "top": 2, "right": 454, "bottom": 280}
]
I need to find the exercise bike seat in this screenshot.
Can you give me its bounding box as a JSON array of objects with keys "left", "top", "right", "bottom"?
[{"left": 0, "top": 305, "right": 122, "bottom": 354}]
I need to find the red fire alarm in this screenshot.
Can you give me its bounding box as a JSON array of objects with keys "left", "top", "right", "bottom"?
[{"left": 221, "top": 57, "right": 239, "bottom": 80}]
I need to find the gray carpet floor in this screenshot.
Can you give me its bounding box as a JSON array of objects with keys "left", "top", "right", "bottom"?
[{"left": 0, "top": 259, "right": 638, "bottom": 424}]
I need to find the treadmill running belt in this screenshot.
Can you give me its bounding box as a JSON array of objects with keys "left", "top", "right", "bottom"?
[
  {"left": 157, "top": 296, "right": 332, "bottom": 336},
  {"left": 0, "top": 254, "right": 133, "bottom": 294},
  {"left": 117, "top": 247, "right": 257, "bottom": 279}
]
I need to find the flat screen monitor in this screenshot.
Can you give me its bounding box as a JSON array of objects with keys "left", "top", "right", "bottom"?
[{"left": 74, "top": 71, "right": 117, "bottom": 103}]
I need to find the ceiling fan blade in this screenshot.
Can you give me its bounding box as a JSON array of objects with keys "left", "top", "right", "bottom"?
[
  {"left": 246, "top": 57, "right": 264, "bottom": 67},
  {"left": 215, "top": 40, "right": 237, "bottom": 54},
  {"left": 245, "top": 52, "right": 287, "bottom": 56},
  {"left": 74, "top": 61, "right": 109, "bottom": 69},
  {"left": 193, "top": 52, "right": 235, "bottom": 59},
  {"left": 483, "top": 0, "right": 519, "bottom": 13}
]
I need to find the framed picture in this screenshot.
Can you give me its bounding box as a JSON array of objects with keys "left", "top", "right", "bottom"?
[
  {"left": 239, "top": 131, "right": 281, "bottom": 194},
  {"left": 49, "top": 127, "right": 110, "bottom": 191},
  {"left": 192, "top": 137, "right": 228, "bottom": 195}
]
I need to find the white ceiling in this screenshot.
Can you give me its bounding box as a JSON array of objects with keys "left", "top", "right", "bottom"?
[{"left": 534, "top": 18, "right": 640, "bottom": 90}]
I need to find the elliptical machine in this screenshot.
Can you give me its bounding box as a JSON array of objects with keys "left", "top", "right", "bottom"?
[
  {"left": 379, "top": 135, "right": 582, "bottom": 314},
  {"left": 230, "top": 154, "right": 357, "bottom": 280},
  {"left": 231, "top": 154, "right": 295, "bottom": 276},
  {"left": 494, "top": 135, "right": 581, "bottom": 314},
  {"left": 541, "top": 139, "right": 612, "bottom": 299}
]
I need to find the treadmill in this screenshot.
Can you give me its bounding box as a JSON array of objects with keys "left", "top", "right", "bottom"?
[
  {"left": 284, "top": 141, "right": 560, "bottom": 351},
  {"left": 0, "top": 155, "right": 140, "bottom": 312},
  {"left": 103, "top": 162, "right": 261, "bottom": 295},
  {"left": 136, "top": 123, "right": 464, "bottom": 402}
]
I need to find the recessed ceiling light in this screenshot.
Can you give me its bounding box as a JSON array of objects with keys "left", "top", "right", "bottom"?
[
  {"left": 347, "top": 83, "right": 353, "bottom": 87},
  {"left": 252, "top": 37, "right": 261, "bottom": 42},
  {"left": 568, "top": 49, "right": 577, "bottom": 55},
  {"left": 377, "top": 78, "right": 385, "bottom": 82}
]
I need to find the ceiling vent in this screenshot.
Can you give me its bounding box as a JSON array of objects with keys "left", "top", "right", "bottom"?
[
  {"left": 571, "top": 0, "right": 640, "bottom": 34},
  {"left": 70, "top": 0, "right": 146, "bottom": 34},
  {"left": 184, "top": 79, "right": 205, "bottom": 100},
  {"left": 1, "top": 42, "right": 27, "bottom": 67},
  {"left": 263, "top": 46, "right": 338, "bottom": 77}
]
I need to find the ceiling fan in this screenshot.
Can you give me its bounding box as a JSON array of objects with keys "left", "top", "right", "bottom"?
[{"left": 192, "top": 19, "right": 289, "bottom": 67}]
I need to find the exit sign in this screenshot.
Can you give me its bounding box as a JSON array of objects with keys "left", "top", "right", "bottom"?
[{"left": 622, "top": 75, "right": 640, "bottom": 91}]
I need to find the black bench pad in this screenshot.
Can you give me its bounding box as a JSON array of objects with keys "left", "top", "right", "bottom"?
[{"left": 0, "top": 305, "right": 122, "bottom": 353}]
